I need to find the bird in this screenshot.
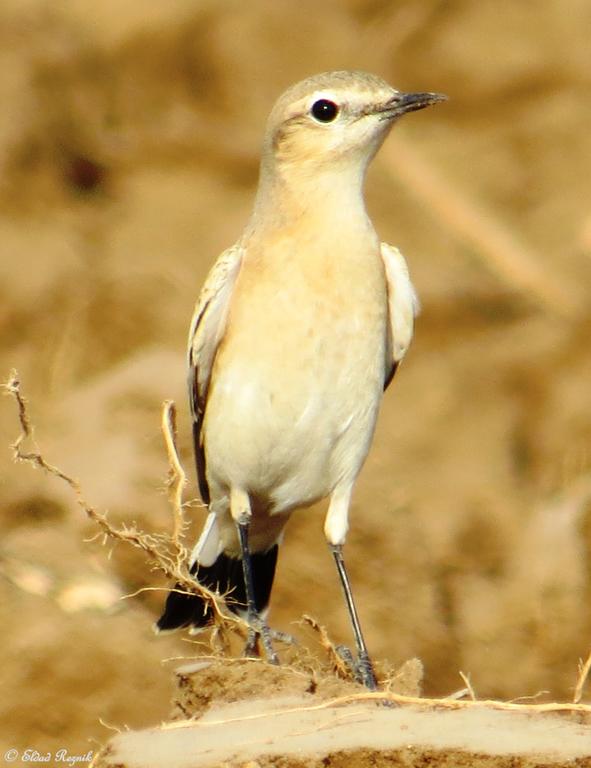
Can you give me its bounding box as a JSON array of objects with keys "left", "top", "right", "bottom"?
[{"left": 156, "top": 70, "right": 446, "bottom": 690}]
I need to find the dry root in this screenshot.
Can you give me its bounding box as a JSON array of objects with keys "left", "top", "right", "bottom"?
[{"left": 2, "top": 369, "right": 244, "bottom": 645}]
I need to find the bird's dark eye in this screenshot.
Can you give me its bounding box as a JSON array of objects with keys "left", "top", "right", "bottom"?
[{"left": 310, "top": 99, "right": 339, "bottom": 123}]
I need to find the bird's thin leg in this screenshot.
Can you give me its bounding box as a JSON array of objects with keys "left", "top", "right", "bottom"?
[
  {"left": 330, "top": 544, "right": 377, "bottom": 690},
  {"left": 237, "top": 520, "right": 279, "bottom": 665}
]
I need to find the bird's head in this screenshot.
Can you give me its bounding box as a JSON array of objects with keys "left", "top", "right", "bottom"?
[{"left": 262, "top": 70, "right": 446, "bottom": 179}]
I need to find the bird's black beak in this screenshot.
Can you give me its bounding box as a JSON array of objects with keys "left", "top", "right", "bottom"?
[{"left": 377, "top": 91, "right": 447, "bottom": 119}]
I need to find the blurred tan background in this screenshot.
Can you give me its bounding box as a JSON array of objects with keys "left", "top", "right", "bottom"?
[{"left": 2, "top": 0, "right": 591, "bottom": 754}]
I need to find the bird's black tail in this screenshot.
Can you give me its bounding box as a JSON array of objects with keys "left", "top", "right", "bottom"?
[{"left": 155, "top": 545, "right": 279, "bottom": 632}]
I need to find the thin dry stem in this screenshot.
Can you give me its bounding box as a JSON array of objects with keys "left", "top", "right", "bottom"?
[
  {"left": 301, "top": 614, "right": 353, "bottom": 682},
  {"left": 161, "top": 400, "right": 189, "bottom": 559},
  {"left": 447, "top": 687, "right": 471, "bottom": 701},
  {"left": 574, "top": 648, "right": 591, "bottom": 704},
  {"left": 459, "top": 671, "right": 477, "bottom": 701}
]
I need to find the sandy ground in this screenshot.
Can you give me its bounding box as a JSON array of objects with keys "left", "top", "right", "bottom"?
[{"left": 2, "top": 0, "right": 591, "bottom": 765}]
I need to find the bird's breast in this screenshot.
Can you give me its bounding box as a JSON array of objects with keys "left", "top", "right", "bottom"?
[{"left": 203, "top": 229, "right": 388, "bottom": 507}]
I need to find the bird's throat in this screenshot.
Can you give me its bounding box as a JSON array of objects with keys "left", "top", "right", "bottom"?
[{"left": 251, "top": 162, "right": 369, "bottom": 236}]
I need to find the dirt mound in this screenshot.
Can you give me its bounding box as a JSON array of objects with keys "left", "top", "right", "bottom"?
[{"left": 95, "top": 660, "right": 591, "bottom": 767}]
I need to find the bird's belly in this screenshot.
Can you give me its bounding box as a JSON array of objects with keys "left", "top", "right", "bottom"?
[{"left": 203, "top": 297, "right": 386, "bottom": 513}]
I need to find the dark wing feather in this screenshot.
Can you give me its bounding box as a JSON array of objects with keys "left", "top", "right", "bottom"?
[{"left": 187, "top": 245, "right": 243, "bottom": 503}]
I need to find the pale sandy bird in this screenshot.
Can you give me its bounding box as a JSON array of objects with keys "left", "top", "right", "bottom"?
[{"left": 156, "top": 70, "right": 445, "bottom": 689}]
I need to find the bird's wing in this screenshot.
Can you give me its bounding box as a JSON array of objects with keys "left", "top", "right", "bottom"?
[
  {"left": 380, "top": 242, "right": 420, "bottom": 390},
  {"left": 188, "top": 243, "right": 244, "bottom": 504}
]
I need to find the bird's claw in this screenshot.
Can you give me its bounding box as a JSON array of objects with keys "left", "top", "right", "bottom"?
[
  {"left": 335, "top": 644, "right": 377, "bottom": 690},
  {"left": 335, "top": 643, "right": 357, "bottom": 677},
  {"left": 243, "top": 616, "right": 295, "bottom": 664},
  {"left": 356, "top": 649, "right": 378, "bottom": 691},
  {"left": 269, "top": 628, "right": 297, "bottom": 646}
]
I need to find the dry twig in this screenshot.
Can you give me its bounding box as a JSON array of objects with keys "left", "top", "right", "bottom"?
[
  {"left": 574, "top": 648, "right": 591, "bottom": 704},
  {"left": 161, "top": 400, "right": 190, "bottom": 562},
  {"left": 301, "top": 614, "right": 354, "bottom": 682},
  {"left": 459, "top": 671, "right": 477, "bottom": 701}
]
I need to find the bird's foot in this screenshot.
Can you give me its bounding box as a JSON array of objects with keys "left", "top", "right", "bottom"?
[
  {"left": 356, "top": 649, "right": 378, "bottom": 691},
  {"left": 335, "top": 643, "right": 357, "bottom": 677},
  {"left": 269, "top": 628, "right": 298, "bottom": 647},
  {"left": 243, "top": 615, "right": 295, "bottom": 664},
  {"left": 335, "top": 644, "right": 378, "bottom": 691}
]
